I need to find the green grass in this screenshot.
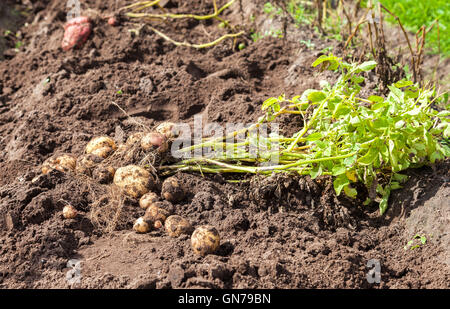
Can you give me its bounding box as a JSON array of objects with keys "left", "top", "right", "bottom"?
[{"left": 379, "top": 0, "right": 450, "bottom": 57}]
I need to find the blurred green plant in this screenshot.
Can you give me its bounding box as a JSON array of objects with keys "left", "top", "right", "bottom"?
[{"left": 379, "top": 0, "right": 449, "bottom": 57}]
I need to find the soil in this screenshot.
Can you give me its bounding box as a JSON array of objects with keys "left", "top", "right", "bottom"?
[{"left": 0, "top": 0, "right": 449, "bottom": 289}]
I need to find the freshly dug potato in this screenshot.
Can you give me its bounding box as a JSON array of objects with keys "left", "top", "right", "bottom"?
[
  {"left": 191, "top": 225, "right": 220, "bottom": 256},
  {"left": 93, "top": 165, "right": 116, "bottom": 184},
  {"left": 126, "top": 132, "right": 145, "bottom": 146},
  {"left": 63, "top": 205, "right": 77, "bottom": 219},
  {"left": 140, "top": 132, "right": 167, "bottom": 151},
  {"left": 161, "top": 176, "right": 185, "bottom": 203},
  {"left": 165, "top": 215, "right": 193, "bottom": 238},
  {"left": 139, "top": 192, "right": 160, "bottom": 209},
  {"left": 42, "top": 154, "right": 77, "bottom": 174},
  {"left": 108, "top": 16, "right": 118, "bottom": 26},
  {"left": 85, "top": 136, "right": 117, "bottom": 158},
  {"left": 143, "top": 205, "right": 170, "bottom": 224},
  {"left": 113, "top": 165, "right": 153, "bottom": 198},
  {"left": 153, "top": 201, "right": 175, "bottom": 215},
  {"left": 75, "top": 154, "right": 103, "bottom": 176},
  {"left": 154, "top": 220, "right": 163, "bottom": 229},
  {"left": 62, "top": 16, "right": 92, "bottom": 51},
  {"left": 156, "top": 122, "right": 179, "bottom": 139},
  {"left": 133, "top": 217, "right": 151, "bottom": 233}
]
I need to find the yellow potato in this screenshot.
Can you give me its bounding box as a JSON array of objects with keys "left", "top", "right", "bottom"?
[
  {"left": 75, "top": 154, "right": 103, "bottom": 176},
  {"left": 191, "top": 225, "right": 220, "bottom": 256},
  {"left": 42, "top": 154, "right": 77, "bottom": 174},
  {"left": 133, "top": 217, "right": 151, "bottom": 233},
  {"left": 63, "top": 205, "right": 77, "bottom": 219},
  {"left": 139, "top": 192, "right": 160, "bottom": 209},
  {"left": 126, "top": 132, "right": 145, "bottom": 146},
  {"left": 165, "top": 215, "right": 193, "bottom": 238},
  {"left": 143, "top": 204, "right": 170, "bottom": 224},
  {"left": 156, "top": 122, "right": 179, "bottom": 139},
  {"left": 85, "top": 136, "right": 117, "bottom": 158},
  {"left": 113, "top": 165, "right": 153, "bottom": 198}
]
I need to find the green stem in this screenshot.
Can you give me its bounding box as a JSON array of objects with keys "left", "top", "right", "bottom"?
[{"left": 286, "top": 92, "right": 333, "bottom": 152}]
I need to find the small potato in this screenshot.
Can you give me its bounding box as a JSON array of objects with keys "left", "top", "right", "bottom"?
[
  {"left": 108, "top": 16, "right": 118, "bottom": 26},
  {"left": 191, "top": 225, "right": 220, "bottom": 256},
  {"left": 75, "top": 154, "right": 103, "bottom": 176},
  {"left": 85, "top": 136, "right": 117, "bottom": 158},
  {"left": 154, "top": 220, "right": 163, "bottom": 229},
  {"left": 113, "top": 165, "right": 153, "bottom": 198},
  {"left": 161, "top": 176, "right": 185, "bottom": 203},
  {"left": 141, "top": 132, "right": 166, "bottom": 151},
  {"left": 126, "top": 132, "right": 145, "bottom": 146},
  {"left": 156, "top": 122, "right": 179, "bottom": 139},
  {"left": 63, "top": 205, "right": 77, "bottom": 219},
  {"left": 93, "top": 165, "right": 116, "bottom": 184},
  {"left": 42, "top": 154, "right": 77, "bottom": 174},
  {"left": 133, "top": 217, "right": 151, "bottom": 233},
  {"left": 143, "top": 204, "right": 170, "bottom": 224},
  {"left": 139, "top": 192, "right": 160, "bottom": 209},
  {"left": 165, "top": 215, "right": 193, "bottom": 238}
]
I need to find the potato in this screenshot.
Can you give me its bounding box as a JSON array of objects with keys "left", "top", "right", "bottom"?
[
  {"left": 108, "top": 16, "right": 118, "bottom": 26},
  {"left": 139, "top": 192, "right": 160, "bottom": 209},
  {"left": 42, "top": 154, "right": 77, "bottom": 174},
  {"left": 63, "top": 205, "right": 77, "bottom": 219},
  {"left": 143, "top": 204, "right": 170, "bottom": 224},
  {"left": 156, "top": 122, "right": 179, "bottom": 139},
  {"left": 93, "top": 165, "right": 116, "bottom": 184},
  {"left": 191, "top": 225, "right": 220, "bottom": 256},
  {"left": 153, "top": 200, "right": 175, "bottom": 215},
  {"left": 141, "top": 132, "right": 166, "bottom": 151},
  {"left": 154, "top": 220, "right": 163, "bottom": 229},
  {"left": 75, "top": 154, "right": 103, "bottom": 176},
  {"left": 113, "top": 165, "right": 153, "bottom": 198},
  {"left": 133, "top": 217, "right": 151, "bottom": 233},
  {"left": 126, "top": 132, "right": 145, "bottom": 146},
  {"left": 161, "top": 176, "right": 185, "bottom": 203},
  {"left": 85, "top": 136, "right": 117, "bottom": 158},
  {"left": 165, "top": 215, "right": 193, "bottom": 238}
]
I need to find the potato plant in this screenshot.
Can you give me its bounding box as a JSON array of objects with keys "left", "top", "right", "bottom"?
[{"left": 164, "top": 54, "right": 449, "bottom": 214}]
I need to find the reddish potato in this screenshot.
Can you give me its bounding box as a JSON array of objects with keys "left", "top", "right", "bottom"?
[
  {"left": 62, "top": 16, "right": 92, "bottom": 51},
  {"left": 108, "top": 17, "right": 118, "bottom": 26},
  {"left": 141, "top": 132, "right": 166, "bottom": 151}
]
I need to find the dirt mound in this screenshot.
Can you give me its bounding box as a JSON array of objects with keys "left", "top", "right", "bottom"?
[{"left": 0, "top": 0, "right": 448, "bottom": 288}]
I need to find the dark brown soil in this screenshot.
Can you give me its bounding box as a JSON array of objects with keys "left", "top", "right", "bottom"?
[{"left": 0, "top": 0, "right": 448, "bottom": 289}]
